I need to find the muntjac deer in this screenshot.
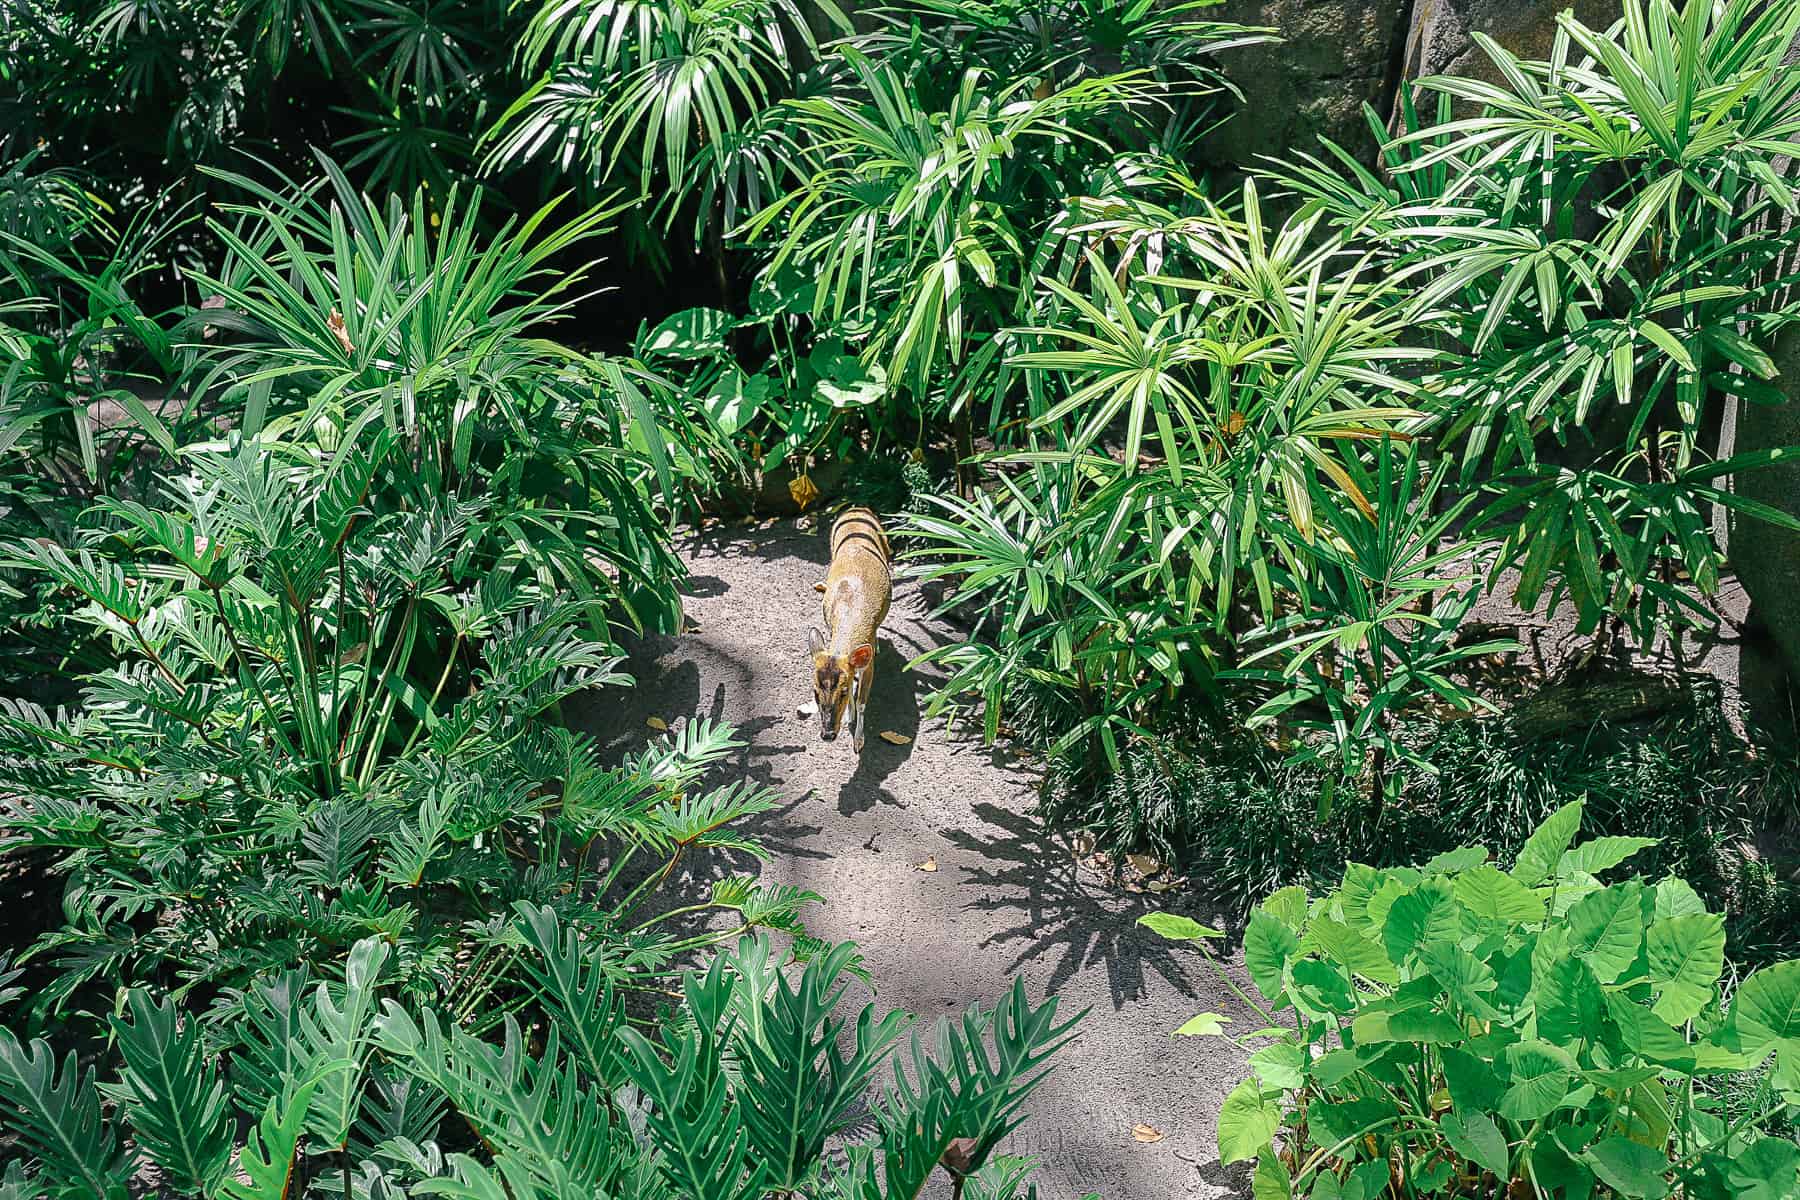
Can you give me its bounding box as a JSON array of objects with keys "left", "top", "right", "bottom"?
[{"left": 807, "top": 507, "right": 891, "bottom": 752}]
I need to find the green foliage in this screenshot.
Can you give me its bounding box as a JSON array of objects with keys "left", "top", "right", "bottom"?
[
  {"left": 1147, "top": 800, "right": 1800, "bottom": 1200},
  {"left": 909, "top": 0, "right": 1800, "bottom": 803},
  {"left": 1280, "top": 0, "right": 1800, "bottom": 640},
  {"left": 0, "top": 926, "right": 1077, "bottom": 1199},
  {"left": 0, "top": 408, "right": 789, "bottom": 1005},
  {"left": 1042, "top": 694, "right": 1800, "bottom": 960}
]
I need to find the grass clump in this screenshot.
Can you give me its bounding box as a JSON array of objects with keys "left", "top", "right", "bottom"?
[{"left": 1043, "top": 691, "right": 1800, "bottom": 963}]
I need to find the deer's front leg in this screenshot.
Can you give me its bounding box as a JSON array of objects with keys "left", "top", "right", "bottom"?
[{"left": 852, "top": 659, "right": 876, "bottom": 753}]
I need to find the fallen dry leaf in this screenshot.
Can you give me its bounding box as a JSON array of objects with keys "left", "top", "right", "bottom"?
[
  {"left": 940, "top": 1136, "right": 979, "bottom": 1174},
  {"left": 1131, "top": 1124, "right": 1165, "bottom": 1144},
  {"left": 915, "top": 857, "right": 938, "bottom": 873},
  {"left": 1126, "top": 853, "right": 1162, "bottom": 877},
  {"left": 788, "top": 472, "right": 820, "bottom": 512},
  {"left": 645, "top": 716, "right": 669, "bottom": 732},
  {"left": 878, "top": 730, "right": 911, "bottom": 746},
  {"left": 813, "top": 581, "right": 827, "bottom": 593},
  {"left": 327, "top": 309, "right": 354, "bottom": 356}
]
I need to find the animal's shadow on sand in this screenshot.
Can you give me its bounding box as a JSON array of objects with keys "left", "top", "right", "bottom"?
[{"left": 835, "top": 637, "right": 924, "bottom": 815}]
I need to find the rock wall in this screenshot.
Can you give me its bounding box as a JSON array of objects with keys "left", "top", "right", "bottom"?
[
  {"left": 1733, "top": 320, "right": 1800, "bottom": 688},
  {"left": 1207, "top": 0, "right": 1619, "bottom": 167}
]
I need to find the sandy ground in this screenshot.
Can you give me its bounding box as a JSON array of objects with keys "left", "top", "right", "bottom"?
[{"left": 568, "top": 519, "right": 1260, "bottom": 1200}]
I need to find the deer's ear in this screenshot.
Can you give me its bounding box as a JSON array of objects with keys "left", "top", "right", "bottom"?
[
  {"left": 848, "top": 643, "right": 874, "bottom": 670},
  {"left": 807, "top": 628, "right": 827, "bottom": 655}
]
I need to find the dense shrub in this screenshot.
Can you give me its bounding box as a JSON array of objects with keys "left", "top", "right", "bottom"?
[
  {"left": 905, "top": 0, "right": 1800, "bottom": 798},
  {"left": 1147, "top": 800, "right": 1800, "bottom": 1200},
  {"left": 0, "top": 924, "right": 1080, "bottom": 1198}
]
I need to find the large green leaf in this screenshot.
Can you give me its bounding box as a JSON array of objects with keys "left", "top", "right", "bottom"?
[
  {"left": 1725, "top": 1137, "right": 1800, "bottom": 1200},
  {"left": 1735, "top": 961, "right": 1800, "bottom": 1059},
  {"left": 1217, "top": 1077, "right": 1282, "bottom": 1164},
  {"left": 1535, "top": 957, "right": 1604, "bottom": 1046},
  {"left": 1243, "top": 911, "right": 1300, "bottom": 1000},
  {"left": 1454, "top": 865, "right": 1545, "bottom": 923},
  {"left": 1584, "top": 1136, "right": 1671, "bottom": 1200},
  {"left": 109, "top": 990, "right": 234, "bottom": 1193},
  {"left": 1441, "top": 1046, "right": 1503, "bottom": 1114},
  {"left": 1560, "top": 836, "right": 1659, "bottom": 880},
  {"left": 1441, "top": 1110, "right": 1508, "bottom": 1178},
  {"left": 1512, "top": 799, "right": 1583, "bottom": 887},
  {"left": 1645, "top": 913, "right": 1724, "bottom": 1024},
  {"left": 1499, "top": 1040, "right": 1576, "bottom": 1121},
  {"left": 0, "top": 1032, "right": 131, "bottom": 1200},
  {"left": 218, "top": 1084, "right": 316, "bottom": 1200},
  {"left": 1382, "top": 879, "right": 1462, "bottom": 964},
  {"left": 1253, "top": 1149, "right": 1292, "bottom": 1200},
  {"left": 1566, "top": 884, "right": 1645, "bottom": 984}
]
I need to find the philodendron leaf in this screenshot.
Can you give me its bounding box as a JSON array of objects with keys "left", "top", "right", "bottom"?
[
  {"left": 1646, "top": 913, "right": 1724, "bottom": 1024},
  {"left": 1216, "top": 1077, "right": 1282, "bottom": 1164},
  {"left": 1441, "top": 1110, "right": 1508, "bottom": 1178},
  {"left": 1584, "top": 1136, "right": 1671, "bottom": 1200},
  {"left": 1512, "top": 799, "right": 1583, "bottom": 887}
]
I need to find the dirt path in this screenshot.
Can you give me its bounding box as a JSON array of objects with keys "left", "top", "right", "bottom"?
[{"left": 569, "top": 520, "right": 1256, "bottom": 1200}]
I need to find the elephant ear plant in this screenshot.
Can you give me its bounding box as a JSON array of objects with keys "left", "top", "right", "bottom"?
[{"left": 1146, "top": 798, "right": 1800, "bottom": 1200}]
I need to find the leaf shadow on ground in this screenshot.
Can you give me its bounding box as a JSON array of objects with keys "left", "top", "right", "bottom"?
[{"left": 943, "top": 799, "right": 1218, "bottom": 1009}]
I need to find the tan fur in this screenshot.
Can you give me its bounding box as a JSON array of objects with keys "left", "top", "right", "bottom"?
[{"left": 808, "top": 508, "right": 891, "bottom": 751}]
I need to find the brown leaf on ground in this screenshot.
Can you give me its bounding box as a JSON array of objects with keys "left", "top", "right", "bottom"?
[
  {"left": 878, "top": 730, "right": 911, "bottom": 745},
  {"left": 915, "top": 856, "right": 938, "bottom": 873},
  {"left": 813, "top": 581, "right": 827, "bottom": 593},
  {"left": 1131, "top": 1124, "right": 1165, "bottom": 1144}
]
